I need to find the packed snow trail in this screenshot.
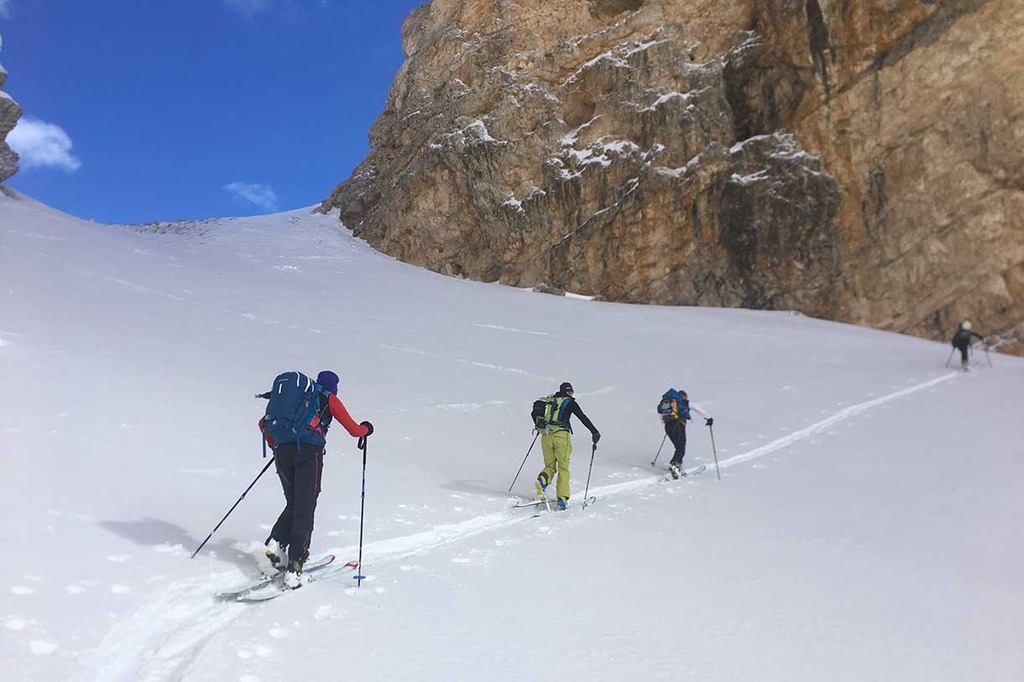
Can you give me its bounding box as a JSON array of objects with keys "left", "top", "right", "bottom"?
[
  {"left": 90, "top": 369, "right": 960, "bottom": 681},
  {"left": 592, "top": 369, "right": 961, "bottom": 497}
]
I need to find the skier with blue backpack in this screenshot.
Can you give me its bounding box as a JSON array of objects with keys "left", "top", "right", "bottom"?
[
  {"left": 259, "top": 370, "right": 373, "bottom": 589},
  {"left": 658, "top": 388, "right": 713, "bottom": 479}
]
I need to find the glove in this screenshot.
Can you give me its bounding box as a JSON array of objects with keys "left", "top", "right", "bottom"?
[
  {"left": 592, "top": 431, "right": 601, "bottom": 444},
  {"left": 705, "top": 417, "right": 714, "bottom": 427},
  {"left": 360, "top": 420, "right": 374, "bottom": 437}
]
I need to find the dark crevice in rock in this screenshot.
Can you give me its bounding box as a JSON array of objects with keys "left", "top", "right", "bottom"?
[
  {"left": 724, "top": 36, "right": 813, "bottom": 140},
  {"left": 587, "top": 0, "right": 646, "bottom": 22},
  {"left": 805, "top": 0, "right": 831, "bottom": 96},
  {"left": 860, "top": 167, "right": 888, "bottom": 238},
  {"left": 841, "top": 0, "right": 988, "bottom": 97}
]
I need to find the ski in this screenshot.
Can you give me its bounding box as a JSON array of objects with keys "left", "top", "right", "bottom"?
[
  {"left": 236, "top": 559, "right": 360, "bottom": 602},
  {"left": 216, "top": 554, "right": 340, "bottom": 601},
  {"left": 651, "top": 458, "right": 708, "bottom": 481},
  {"left": 513, "top": 495, "right": 596, "bottom": 510},
  {"left": 512, "top": 489, "right": 551, "bottom": 511},
  {"left": 661, "top": 463, "right": 707, "bottom": 481}
]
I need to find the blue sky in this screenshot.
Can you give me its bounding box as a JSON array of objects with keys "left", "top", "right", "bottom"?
[{"left": 1, "top": 0, "right": 425, "bottom": 222}]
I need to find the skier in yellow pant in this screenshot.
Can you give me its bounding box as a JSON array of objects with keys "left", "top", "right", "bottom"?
[{"left": 534, "top": 382, "right": 600, "bottom": 510}]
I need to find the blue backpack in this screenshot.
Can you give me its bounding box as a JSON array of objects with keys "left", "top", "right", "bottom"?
[
  {"left": 657, "top": 388, "right": 691, "bottom": 421},
  {"left": 262, "top": 371, "right": 329, "bottom": 449}
]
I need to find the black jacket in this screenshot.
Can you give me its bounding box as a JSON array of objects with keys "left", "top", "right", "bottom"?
[
  {"left": 952, "top": 328, "right": 983, "bottom": 350},
  {"left": 552, "top": 391, "right": 599, "bottom": 437}
]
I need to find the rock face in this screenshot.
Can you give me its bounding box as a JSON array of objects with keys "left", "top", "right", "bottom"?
[
  {"left": 324, "top": 0, "right": 1024, "bottom": 353},
  {"left": 0, "top": 61, "right": 22, "bottom": 184}
]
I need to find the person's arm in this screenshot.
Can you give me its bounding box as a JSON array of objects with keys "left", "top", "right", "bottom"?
[
  {"left": 688, "top": 403, "right": 714, "bottom": 426},
  {"left": 569, "top": 401, "right": 600, "bottom": 441},
  {"left": 328, "top": 393, "right": 371, "bottom": 438}
]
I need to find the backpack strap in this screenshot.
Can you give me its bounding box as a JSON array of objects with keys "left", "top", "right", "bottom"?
[{"left": 545, "top": 396, "right": 572, "bottom": 433}]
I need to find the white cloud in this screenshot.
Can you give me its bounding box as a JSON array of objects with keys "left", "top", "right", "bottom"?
[
  {"left": 6, "top": 118, "right": 82, "bottom": 172},
  {"left": 224, "top": 182, "right": 279, "bottom": 212},
  {"left": 0, "top": 1, "right": 11, "bottom": 20},
  {"left": 222, "top": 0, "right": 274, "bottom": 17}
]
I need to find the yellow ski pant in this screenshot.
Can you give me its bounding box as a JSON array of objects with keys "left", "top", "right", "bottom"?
[{"left": 539, "top": 430, "right": 573, "bottom": 500}]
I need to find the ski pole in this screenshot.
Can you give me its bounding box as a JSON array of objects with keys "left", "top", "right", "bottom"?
[
  {"left": 650, "top": 433, "right": 668, "bottom": 467},
  {"left": 507, "top": 432, "right": 539, "bottom": 492},
  {"left": 192, "top": 457, "right": 276, "bottom": 559},
  {"left": 707, "top": 422, "right": 722, "bottom": 481},
  {"left": 945, "top": 348, "right": 955, "bottom": 368},
  {"left": 354, "top": 435, "right": 368, "bottom": 586},
  {"left": 984, "top": 345, "right": 993, "bottom": 368},
  {"left": 582, "top": 442, "right": 597, "bottom": 510}
]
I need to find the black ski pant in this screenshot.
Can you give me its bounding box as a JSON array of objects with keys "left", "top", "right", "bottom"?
[
  {"left": 268, "top": 441, "right": 324, "bottom": 566},
  {"left": 954, "top": 341, "right": 970, "bottom": 364},
  {"left": 665, "top": 418, "right": 687, "bottom": 467}
]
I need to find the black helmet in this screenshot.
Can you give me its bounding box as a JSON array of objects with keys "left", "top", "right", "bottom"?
[{"left": 559, "top": 381, "right": 574, "bottom": 394}]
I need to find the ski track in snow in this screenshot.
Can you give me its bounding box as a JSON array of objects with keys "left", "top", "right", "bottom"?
[
  {"left": 472, "top": 323, "right": 552, "bottom": 337},
  {"left": 91, "top": 370, "right": 960, "bottom": 681}
]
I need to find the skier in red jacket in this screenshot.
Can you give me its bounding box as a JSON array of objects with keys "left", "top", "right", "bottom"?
[{"left": 259, "top": 370, "right": 372, "bottom": 588}]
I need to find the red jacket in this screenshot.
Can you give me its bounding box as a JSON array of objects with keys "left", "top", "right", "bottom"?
[
  {"left": 323, "top": 393, "right": 370, "bottom": 438},
  {"left": 259, "top": 393, "right": 369, "bottom": 447}
]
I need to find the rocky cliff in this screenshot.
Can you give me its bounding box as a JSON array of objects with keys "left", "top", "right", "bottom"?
[
  {"left": 0, "top": 60, "right": 22, "bottom": 184},
  {"left": 324, "top": 0, "right": 1024, "bottom": 353}
]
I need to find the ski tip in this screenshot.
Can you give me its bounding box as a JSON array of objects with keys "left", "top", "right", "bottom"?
[{"left": 343, "top": 560, "right": 359, "bottom": 569}]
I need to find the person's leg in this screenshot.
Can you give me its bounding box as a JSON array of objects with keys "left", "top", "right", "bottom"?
[
  {"left": 667, "top": 420, "right": 687, "bottom": 466},
  {"left": 538, "top": 434, "right": 557, "bottom": 494},
  {"left": 286, "top": 444, "right": 325, "bottom": 566},
  {"left": 268, "top": 443, "right": 297, "bottom": 549},
  {"left": 553, "top": 431, "right": 573, "bottom": 502}
]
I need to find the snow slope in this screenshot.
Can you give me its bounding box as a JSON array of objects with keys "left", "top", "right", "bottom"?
[{"left": 1, "top": 188, "right": 1022, "bottom": 681}]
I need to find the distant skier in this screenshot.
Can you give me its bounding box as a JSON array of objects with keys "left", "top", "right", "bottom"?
[
  {"left": 532, "top": 382, "right": 600, "bottom": 510},
  {"left": 951, "top": 321, "right": 984, "bottom": 370},
  {"left": 658, "top": 388, "right": 713, "bottom": 479},
  {"left": 259, "top": 370, "right": 373, "bottom": 589}
]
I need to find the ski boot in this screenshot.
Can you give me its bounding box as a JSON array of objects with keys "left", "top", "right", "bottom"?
[
  {"left": 265, "top": 538, "right": 287, "bottom": 570},
  {"left": 669, "top": 462, "right": 681, "bottom": 480},
  {"left": 535, "top": 473, "right": 550, "bottom": 498},
  {"left": 283, "top": 559, "right": 310, "bottom": 590}
]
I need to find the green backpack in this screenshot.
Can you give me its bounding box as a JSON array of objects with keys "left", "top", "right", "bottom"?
[{"left": 531, "top": 395, "right": 572, "bottom": 433}]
